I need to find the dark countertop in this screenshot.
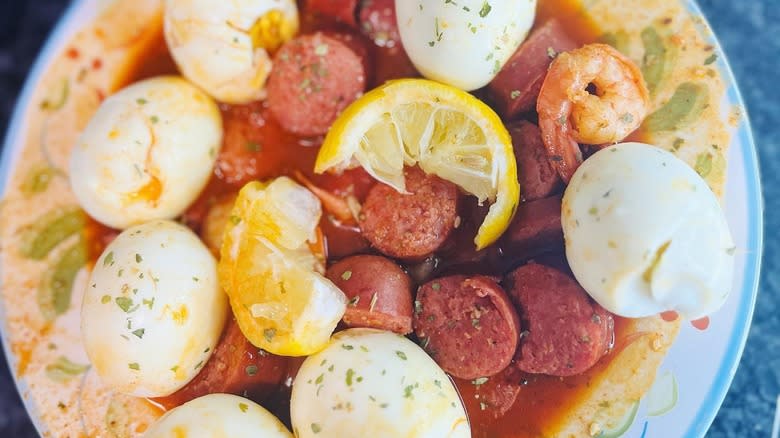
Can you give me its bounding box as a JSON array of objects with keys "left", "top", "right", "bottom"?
[{"left": 0, "top": 1, "right": 776, "bottom": 436}]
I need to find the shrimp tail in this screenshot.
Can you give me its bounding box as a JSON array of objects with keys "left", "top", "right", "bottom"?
[
  {"left": 537, "top": 95, "right": 583, "bottom": 183},
  {"left": 539, "top": 112, "right": 583, "bottom": 183}
]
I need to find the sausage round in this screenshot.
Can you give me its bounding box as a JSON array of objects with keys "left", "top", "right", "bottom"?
[
  {"left": 153, "top": 318, "right": 288, "bottom": 410},
  {"left": 372, "top": 45, "right": 419, "bottom": 86},
  {"left": 267, "top": 32, "right": 366, "bottom": 136},
  {"left": 509, "top": 121, "right": 560, "bottom": 202},
  {"left": 505, "top": 263, "right": 614, "bottom": 376},
  {"left": 499, "top": 194, "right": 564, "bottom": 259},
  {"left": 359, "top": 166, "right": 458, "bottom": 260},
  {"left": 471, "top": 365, "right": 524, "bottom": 419},
  {"left": 413, "top": 275, "right": 521, "bottom": 380},
  {"left": 326, "top": 255, "right": 414, "bottom": 334},
  {"left": 216, "top": 102, "right": 299, "bottom": 186},
  {"left": 307, "top": 0, "right": 359, "bottom": 27},
  {"left": 358, "top": 0, "right": 419, "bottom": 86},
  {"left": 323, "top": 31, "right": 374, "bottom": 86},
  {"left": 488, "top": 20, "right": 578, "bottom": 119},
  {"left": 359, "top": 0, "right": 400, "bottom": 48}
]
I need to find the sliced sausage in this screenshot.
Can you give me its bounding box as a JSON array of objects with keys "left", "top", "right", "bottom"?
[
  {"left": 359, "top": 0, "right": 400, "bottom": 48},
  {"left": 154, "top": 318, "right": 288, "bottom": 410},
  {"left": 499, "top": 194, "right": 563, "bottom": 258},
  {"left": 359, "top": 166, "right": 458, "bottom": 260},
  {"left": 326, "top": 255, "right": 413, "bottom": 334},
  {"left": 323, "top": 31, "right": 374, "bottom": 86},
  {"left": 414, "top": 275, "right": 521, "bottom": 380},
  {"left": 307, "top": 0, "right": 359, "bottom": 27},
  {"left": 505, "top": 264, "right": 614, "bottom": 376},
  {"left": 267, "top": 33, "right": 366, "bottom": 136},
  {"left": 372, "top": 45, "right": 419, "bottom": 86},
  {"left": 358, "top": 0, "right": 419, "bottom": 86},
  {"left": 488, "top": 20, "right": 578, "bottom": 119},
  {"left": 215, "top": 102, "right": 300, "bottom": 186},
  {"left": 509, "top": 121, "right": 561, "bottom": 201},
  {"left": 472, "top": 365, "right": 524, "bottom": 419}
]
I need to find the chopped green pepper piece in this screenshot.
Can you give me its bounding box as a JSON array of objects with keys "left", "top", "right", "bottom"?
[
  {"left": 643, "top": 82, "right": 709, "bottom": 133},
  {"left": 37, "top": 240, "right": 87, "bottom": 321},
  {"left": 19, "top": 207, "right": 85, "bottom": 260}
]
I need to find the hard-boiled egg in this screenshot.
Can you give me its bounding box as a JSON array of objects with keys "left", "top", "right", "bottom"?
[
  {"left": 165, "top": 0, "right": 299, "bottom": 104},
  {"left": 562, "top": 142, "right": 735, "bottom": 319},
  {"left": 396, "top": 0, "right": 536, "bottom": 91},
  {"left": 81, "top": 220, "right": 226, "bottom": 397},
  {"left": 69, "top": 76, "right": 222, "bottom": 230},
  {"left": 291, "top": 328, "right": 470, "bottom": 438},
  {"left": 145, "top": 393, "right": 293, "bottom": 438}
]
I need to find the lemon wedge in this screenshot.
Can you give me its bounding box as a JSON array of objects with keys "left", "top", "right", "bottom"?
[
  {"left": 218, "top": 177, "right": 347, "bottom": 356},
  {"left": 314, "top": 79, "right": 519, "bottom": 249}
]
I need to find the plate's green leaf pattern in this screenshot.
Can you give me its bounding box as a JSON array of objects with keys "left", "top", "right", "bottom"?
[
  {"left": 37, "top": 240, "right": 87, "bottom": 321},
  {"left": 19, "top": 207, "right": 85, "bottom": 260},
  {"left": 643, "top": 82, "right": 710, "bottom": 133}
]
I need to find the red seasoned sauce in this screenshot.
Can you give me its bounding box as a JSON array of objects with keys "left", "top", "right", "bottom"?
[
  {"left": 661, "top": 311, "right": 711, "bottom": 331},
  {"left": 457, "top": 316, "right": 633, "bottom": 437},
  {"left": 691, "top": 316, "right": 710, "bottom": 331},
  {"left": 536, "top": 0, "right": 602, "bottom": 45},
  {"left": 661, "top": 310, "right": 680, "bottom": 322},
  {"left": 81, "top": 1, "right": 663, "bottom": 436}
]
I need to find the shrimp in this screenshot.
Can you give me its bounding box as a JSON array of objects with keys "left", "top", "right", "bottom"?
[{"left": 537, "top": 43, "right": 650, "bottom": 182}]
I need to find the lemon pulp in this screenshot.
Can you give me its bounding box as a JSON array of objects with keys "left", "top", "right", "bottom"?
[
  {"left": 218, "top": 177, "right": 346, "bottom": 356},
  {"left": 315, "top": 79, "right": 519, "bottom": 249}
]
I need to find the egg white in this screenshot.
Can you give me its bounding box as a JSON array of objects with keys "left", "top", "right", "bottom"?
[
  {"left": 81, "top": 220, "right": 226, "bottom": 397},
  {"left": 396, "top": 0, "right": 537, "bottom": 91},
  {"left": 562, "top": 142, "right": 735, "bottom": 319},
  {"left": 69, "top": 76, "right": 222, "bottom": 230},
  {"left": 165, "top": 0, "right": 299, "bottom": 103},
  {"left": 291, "top": 328, "right": 470, "bottom": 438},
  {"left": 145, "top": 393, "right": 293, "bottom": 438}
]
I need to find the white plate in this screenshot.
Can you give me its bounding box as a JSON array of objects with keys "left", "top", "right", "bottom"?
[{"left": 0, "top": 0, "right": 763, "bottom": 436}]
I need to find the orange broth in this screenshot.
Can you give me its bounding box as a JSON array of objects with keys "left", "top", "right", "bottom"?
[{"left": 82, "top": 0, "right": 639, "bottom": 436}]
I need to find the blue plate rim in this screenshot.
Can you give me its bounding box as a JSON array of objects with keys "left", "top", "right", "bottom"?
[
  {"left": 0, "top": 1, "right": 764, "bottom": 437},
  {"left": 679, "top": 0, "right": 764, "bottom": 436},
  {"left": 0, "top": 0, "right": 84, "bottom": 436}
]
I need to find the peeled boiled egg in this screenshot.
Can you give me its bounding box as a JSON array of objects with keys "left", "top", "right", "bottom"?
[
  {"left": 81, "top": 220, "right": 226, "bottom": 397},
  {"left": 145, "top": 393, "right": 293, "bottom": 437},
  {"left": 165, "top": 0, "right": 299, "bottom": 103},
  {"left": 69, "top": 76, "right": 222, "bottom": 230},
  {"left": 396, "top": 0, "right": 537, "bottom": 91},
  {"left": 562, "top": 142, "right": 735, "bottom": 319},
  {"left": 291, "top": 328, "right": 470, "bottom": 438}
]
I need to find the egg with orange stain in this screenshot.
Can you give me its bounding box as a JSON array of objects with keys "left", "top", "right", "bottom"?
[
  {"left": 81, "top": 220, "right": 227, "bottom": 397},
  {"left": 164, "top": 0, "right": 299, "bottom": 103},
  {"left": 69, "top": 76, "right": 222, "bottom": 229}
]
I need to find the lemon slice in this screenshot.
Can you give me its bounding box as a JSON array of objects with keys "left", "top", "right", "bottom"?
[
  {"left": 218, "top": 177, "right": 347, "bottom": 356},
  {"left": 315, "top": 79, "right": 519, "bottom": 249}
]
